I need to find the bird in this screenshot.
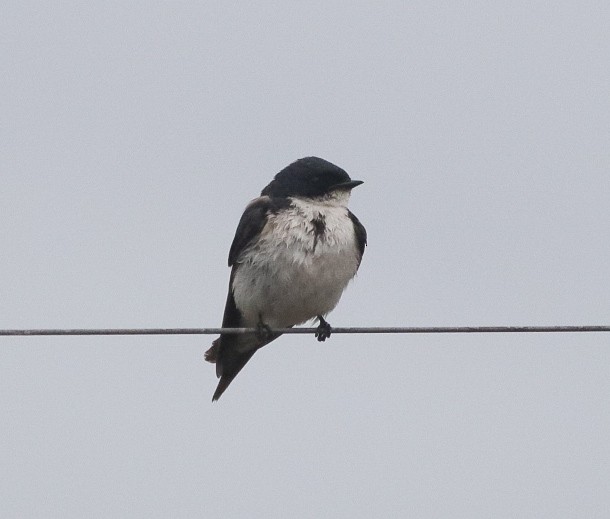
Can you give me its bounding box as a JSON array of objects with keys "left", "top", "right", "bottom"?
[{"left": 205, "top": 157, "right": 367, "bottom": 400}]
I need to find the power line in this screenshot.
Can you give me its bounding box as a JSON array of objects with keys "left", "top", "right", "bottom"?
[{"left": 1, "top": 325, "right": 610, "bottom": 336}]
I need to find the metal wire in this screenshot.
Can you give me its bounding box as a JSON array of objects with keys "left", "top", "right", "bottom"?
[{"left": 1, "top": 325, "right": 610, "bottom": 336}]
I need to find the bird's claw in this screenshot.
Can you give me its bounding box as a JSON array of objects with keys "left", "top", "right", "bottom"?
[
  {"left": 256, "top": 320, "right": 273, "bottom": 342},
  {"left": 315, "top": 316, "right": 332, "bottom": 342}
]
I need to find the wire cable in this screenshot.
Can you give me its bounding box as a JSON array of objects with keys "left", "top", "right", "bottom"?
[{"left": 1, "top": 326, "right": 610, "bottom": 336}]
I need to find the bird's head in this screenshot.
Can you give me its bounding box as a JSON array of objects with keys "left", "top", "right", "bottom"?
[{"left": 261, "top": 157, "right": 363, "bottom": 202}]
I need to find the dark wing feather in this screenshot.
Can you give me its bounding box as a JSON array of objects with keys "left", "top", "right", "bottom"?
[
  {"left": 348, "top": 210, "right": 367, "bottom": 266},
  {"left": 207, "top": 196, "right": 283, "bottom": 401},
  {"left": 228, "top": 196, "right": 272, "bottom": 266}
]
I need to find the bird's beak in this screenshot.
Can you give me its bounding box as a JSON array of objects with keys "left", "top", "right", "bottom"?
[{"left": 334, "top": 180, "right": 364, "bottom": 190}]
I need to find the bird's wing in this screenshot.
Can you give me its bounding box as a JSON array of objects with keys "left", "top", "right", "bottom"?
[
  {"left": 228, "top": 196, "right": 273, "bottom": 266},
  {"left": 207, "top": 196, "right": 284, "bottom": 400},
  {"left": 348, "top": 210, "right": 367, "bottom": 266}
]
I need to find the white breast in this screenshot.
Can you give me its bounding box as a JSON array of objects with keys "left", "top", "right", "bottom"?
[{"left": 232, "top": 195, "right": 361, "bottom": 327}]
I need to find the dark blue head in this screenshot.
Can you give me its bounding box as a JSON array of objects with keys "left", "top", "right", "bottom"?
[{"left": 261, "top": 157, "right": 363, "bottom": 199}]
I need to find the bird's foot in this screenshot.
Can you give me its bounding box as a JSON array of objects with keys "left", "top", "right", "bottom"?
[
  {"left": 256, "top": 317, "right": 273, "bottom": 343},
  {"left": 315, "top": 316, "right": 332, "bottom": 342}
]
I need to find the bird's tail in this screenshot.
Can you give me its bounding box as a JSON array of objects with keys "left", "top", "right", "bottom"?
[
  {"left": 210, "top": 350, "right": 257, "bottom": 401},
  {"left": 205, "top": 333, "right": 261, "bottom": 401},
  {"left": 205, "top": 332, "right": 281, "bottom": 401}
]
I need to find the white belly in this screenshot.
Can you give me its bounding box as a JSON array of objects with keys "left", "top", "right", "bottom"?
[{"left": 231, "top": 202, "right": 360, "bottom": 327}]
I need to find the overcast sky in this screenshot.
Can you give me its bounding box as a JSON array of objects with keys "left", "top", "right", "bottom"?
[{"left": 2, "top": 2, "right": 609, "bottom": 518}]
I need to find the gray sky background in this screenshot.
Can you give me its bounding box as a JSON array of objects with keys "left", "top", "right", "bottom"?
[{"left": 2, "top": 2, "right": 609, "bottom": 518}]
